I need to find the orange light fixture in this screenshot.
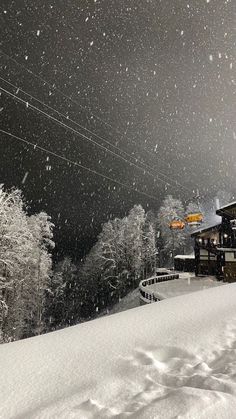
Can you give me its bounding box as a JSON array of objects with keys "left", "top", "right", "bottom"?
[
  {"left": 185, "top": 213, "right": 203, "bottom": 225},
  {"left": 169, "top": 220, "right": 185, "bottom": 230}
]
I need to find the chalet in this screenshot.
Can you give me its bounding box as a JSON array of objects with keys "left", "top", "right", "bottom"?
[
  {"left": 174, "top": 254, "right": 195, "bottom": 272},
  {"left": 191, "top": 202, "right": 236, "bottom": 282}
]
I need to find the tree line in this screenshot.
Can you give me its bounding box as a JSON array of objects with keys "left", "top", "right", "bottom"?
[
  {"left": 0, "top": 186, "right": 54, "bottom": 342},
  {"left": 0, "top": 185, "right": 232, "bottom": 342}
]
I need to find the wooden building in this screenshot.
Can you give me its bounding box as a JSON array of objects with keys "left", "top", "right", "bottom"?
[
  {"left": 191, "top": 202, "right": 236, "bottom": 282},
  {"left": 174, "top": 254, "right": 195, "bottom": 272}
]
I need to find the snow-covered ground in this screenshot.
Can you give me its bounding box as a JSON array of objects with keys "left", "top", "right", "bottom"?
[
  {"left": 2, "top": 284, "right": 236, "bottom": 418},
  {"left": 151, "top": 276, "right": 224, "bottom": 300},
  {"left": 105, "top": 288, "right": 140, "bottom": 315},
  {"left": 95, "top": 289, "right": 140, "bottom": 320}
]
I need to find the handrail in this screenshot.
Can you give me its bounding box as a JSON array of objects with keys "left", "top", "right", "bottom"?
[{"left": 139, "top": 272, "right": 179, "bottom": 303}]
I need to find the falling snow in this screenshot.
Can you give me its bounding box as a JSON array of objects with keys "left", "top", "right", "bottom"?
[
  {"left": 0, "top": 0, "right": 235, "bottom": 258},
  {"left": 1, "top": 3, "right": 236, "bottom": 417}
]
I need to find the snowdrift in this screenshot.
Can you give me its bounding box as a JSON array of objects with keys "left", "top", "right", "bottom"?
[{"left": 1, "top": 284, "right": 236, "bottom": 418}]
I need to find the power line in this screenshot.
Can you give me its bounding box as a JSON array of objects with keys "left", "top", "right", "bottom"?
[
  {"left": 0, "top": 49, "right": 170, "bottom": 174},
  {"left": 0, "top": 75, "right": 137, "bottom": 164},
  {"left": 0, "top": 75, "right": 193, "bottom": 193},
  {"left": 0, "top": 128, "right": 160, "bottom": 202},
  {"left": 0, "top": 49, "right": 184, "bottom": 179},
  {"left": 0, "top": 75, "right": 176, "bottom": 188},
  {"left": 0, "top": 75, "right": 142, "bottom": 165},
  {"left": 0, "top": 84, "right": 176, "bottom": 190},
  {"left": 1, "top": 75, "right": 181, "bottom": 188},
  {"left": 0, "top": 49, "right": 116, "bottom": 130}
]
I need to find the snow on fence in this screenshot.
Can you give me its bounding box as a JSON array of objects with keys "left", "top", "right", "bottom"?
[{"left": 139, "top": 272, "right": 179, "bottom": 303}]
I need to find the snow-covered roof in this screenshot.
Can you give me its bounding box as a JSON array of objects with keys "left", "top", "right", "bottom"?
[
  {"left": 218, "top": 201, "right": 236, "bottom": 211},
  {"left": 216, "top": 201, "right": 236, "bottom": 217},
  {"left": 191, "top": 223, "right": 221, "bottom": 236},
  {"left": 1, "top": 284, "right": 236, "bottom": 418},
  {"left": 174, "top": 254, "right": 195, "bottom": 259}
]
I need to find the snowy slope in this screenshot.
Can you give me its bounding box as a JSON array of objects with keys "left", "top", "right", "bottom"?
[
  {"left": 2, "top": 285, "right": 236, "bottom": 418},
  {"left": 102, "top": 288, "right": 140, "bottom": 316}
]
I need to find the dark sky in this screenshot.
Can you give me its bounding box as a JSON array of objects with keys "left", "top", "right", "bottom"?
[{"left": 0, "top": 0, "right": 236, "bottom": 259}]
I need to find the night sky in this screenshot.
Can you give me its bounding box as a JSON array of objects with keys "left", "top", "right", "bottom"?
[{"left": 0, "top": 0, "right": 235, "bottom": 259}]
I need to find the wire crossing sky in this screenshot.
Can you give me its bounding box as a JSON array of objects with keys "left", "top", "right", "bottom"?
[
  {"left": 0, "top": 129, "right": 162, "bottom": 202},
  {"left": 0, "top": 74, "right": 193, "bottom": 193},
  {"left": 0, "top": 0, "right": 235, "bottom": 257},
  {"left": 0, "top": 49, "right": 194, "bottom": 187}
]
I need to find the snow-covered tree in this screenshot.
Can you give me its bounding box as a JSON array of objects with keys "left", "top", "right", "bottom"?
[
  {"left": 0, "top": 187, "right": 34, "bottom": 341},
  {"left": 26, "top": 212, "right": 54, "bottom": 335},
  {"left": 77, "top": 204, "right": 156, "bottom": 318},
  {"left": 157, "top": 195, "right": 186, "bottom": 266},
  {"left": 79, "top": 242, "right": 105, "bottom": 317},
  {"left": 98, "top": 220, "right": 122, "bottom": 287},
  {"left": 184, "top": 200, "right": 204, "bottom": 253},
  {"left": 185, "top": 200, "right": 201, "bottom": 215},
  {"left": 0, "top": 186, "right": 54, "bottom": 342},
  {"left": 46, "top": 257, "right": 77, "bottom": 329},
  {"left": 123, "top": 204, "right": 146, "bottom": 281},
  {"left": 142, "top": 216, "right": 157, "bottom": 277}
]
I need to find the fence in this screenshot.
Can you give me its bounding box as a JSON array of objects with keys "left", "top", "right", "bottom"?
[{"left": 139, "top": 271, "right": 179, "bottom": 304}]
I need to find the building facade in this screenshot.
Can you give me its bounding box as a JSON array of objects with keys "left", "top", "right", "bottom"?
[{"left": 192, "top": 202, "right": 236, "bottom": 282}]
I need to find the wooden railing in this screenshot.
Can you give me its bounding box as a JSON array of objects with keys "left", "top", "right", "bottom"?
[{"left": 139, "top": 272, "right": 179, "bottom": 303}]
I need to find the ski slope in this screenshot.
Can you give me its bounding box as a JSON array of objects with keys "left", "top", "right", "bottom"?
[{"left": 1, "top": 284, "right": 236, "bottom": 418}]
